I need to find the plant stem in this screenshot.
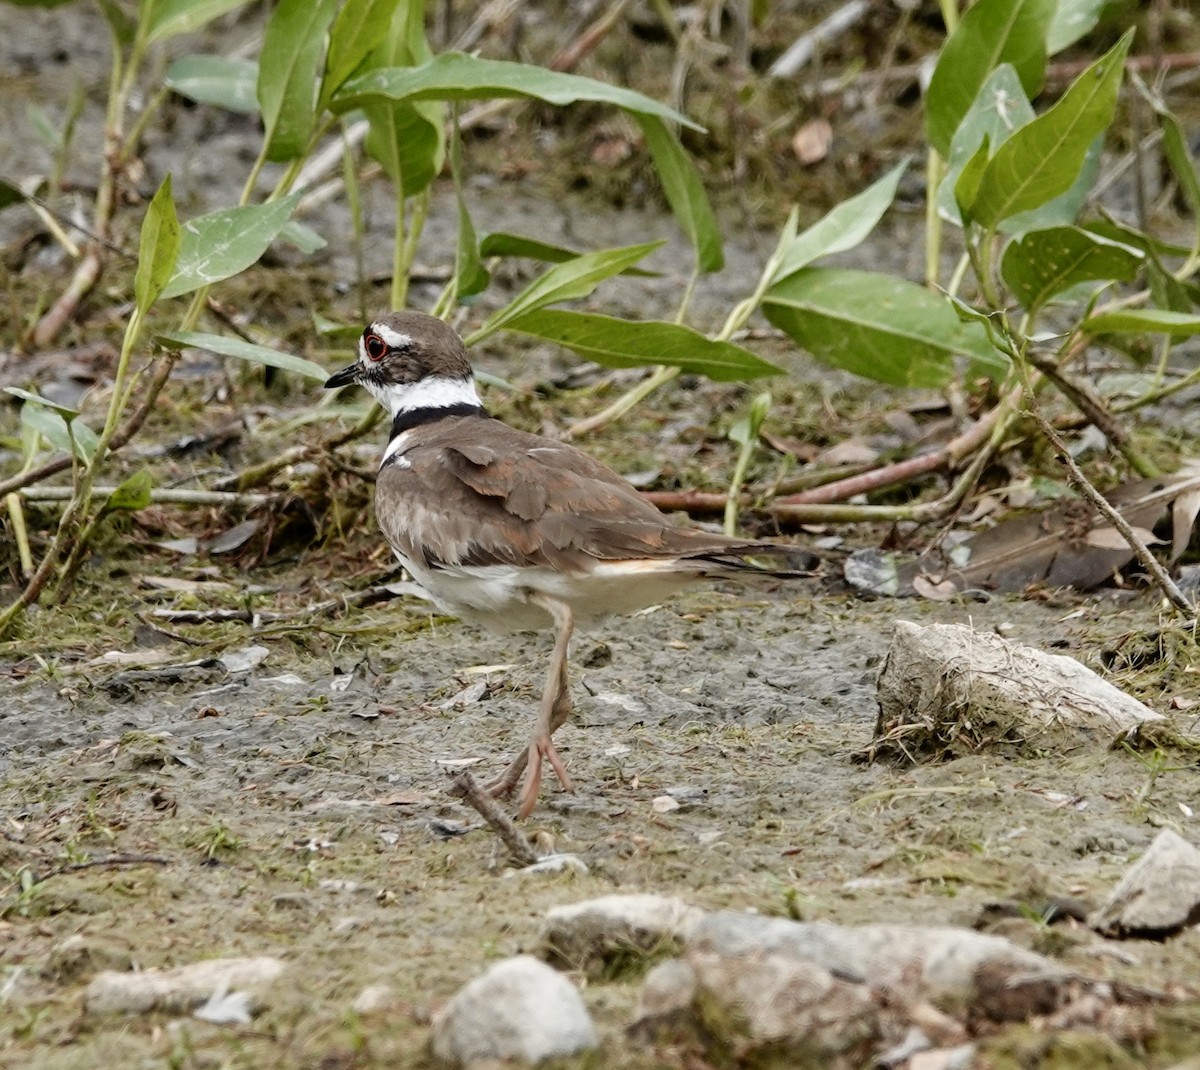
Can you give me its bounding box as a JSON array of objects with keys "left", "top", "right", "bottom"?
[{"left": 566, "top": 364, "right": 681, "bottom": 439}]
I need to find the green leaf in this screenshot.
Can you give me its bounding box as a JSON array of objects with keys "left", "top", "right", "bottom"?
[
  {"left": 451, "top": 127, "right": 489, "bottom": 300},
  {"left": 1046, "top": 0, "right": 1110, "bottom": 54},
  {"left": 359, "top": 2, "right": 444, "bottom": 198},
  {"left": 105, "top": 470, "right": 153, "bottom": 512},
  {"left": 20, "top": 403, "right": 96, "bottom": 462},
  {"left": 257, "top": 0, "right": 340, "bottom": 162},
  {"left": 1152, "top": 103, "right": 1200, "bottom": 266},
  {"left": 1001, "top": 225, "right": 1143, "bottom": 314},
  {"left": 925, "top": 0, "right": 1054, "bottom": 157},
  {"left": 158, "top": 331, "right": 331, "bottom": 381},
  {"left": 0, "top": 177, "right": 24, "bottom": 211},
  {"left": 998, "top": 135, "right": 1101, "bottom": 235},
  {"left": 146, "top": 0, "right": 249, "bottom": 43},
  {"left": 332, "top": 52, "right": 700, "bottom": 130},
  {"left": 772, "top": 159, "right": 908, "bottom": 283},
  {"left": 160, "top": 193, "right": 300, "bottom": 300},
  {"left": 636, "top": 115, "right": 723, "bottom": 273},
  {"left": 133, "top": 175, "right": 181, "bottom": 315},
  {"left": 322, "top": 0, "right": 403, "bottom": 104},
  {"left": 954, "top": 134, "right": 992, "bottom": 220},
  {"left": 277, "top": 220, "right": 327, "bottom": 254},
  {"left": 938, "top": 65, "right": 1033, "bottom": 225},
  {"left": 970, "top": 31, "right": 1132, "bottom": 230},
  {"left": 729, "top": 391, "right": 772, "bottom": 446},
  {"left": 477, "top": 232, "right": 658, "bottom": 275},
  {"left": 763, "top": 268, "right": 1008, "bottom": 387},
  {"left": 503, "top": 309, "right": 783, "bottom": 382},
  {"left": 4, "top": 386, "right": 78, "bottom": 418},
  {"left": 467, "top": 242, "right": 663, "bottom": 343},
  {"left": 166, "top": 55, "right": 259, "bottom": 113},
  {"left": 1083, "top": 310, "right": 1200, "bottom": 337},
  {"left": 97, "top": 0, "right": 135, "bottom": 44}
]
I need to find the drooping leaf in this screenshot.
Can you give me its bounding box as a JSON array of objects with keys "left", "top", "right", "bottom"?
[
  {"left": 1083, "top": 310, "right": 1200, "bottom": 337},
  {"left": 146, "top": 0, "right": 249, "bottom": 43},
  {"left": 133, "top": 175, "right": 181, "bottom": 315},
  {"left": 322, "top": 0, "right": 404, "bottom": 105},
  {"left": 772, "top": 160, "right": 908, "bottom": 283},
  {"left": 450, "top": 120, "right": 489, "bottom": 300},
  {"left": 925, "top": 0, "right": 1054, "bottom": 157},
  {"left": 1001, "top": 225, "right": 1143, "bottom": 314},
  {"left": 3, "top": 386, "right": 78, "bottom": 418},
  {"left": 0, "top": 177, "right": 24, "bottom": 211},
  {"left": 636, "top": 115, "right": 723, "bottom": 273},
  {"left": 160, "top": 193, "right": 300, "bottom": 299},
  {"left": 763, "top": 268, "right": 1008, "bottom": 387},
  {"left": 1151, "top": 101, "right": 1200, "bottom": 266},
  {"left": 257, "top": 0, "right": 340, "bottom": 162},
  {"left": 166, "top": 55, "right": 259, "bottom": 113},
  {"left": 938, "top": 65, "right": 1033, "bottom": 225},
  {"left": 478, "top": 232, "right": 658, "bottom": 275},
  {"left": 969, "top": 31, "right": 1132, "bottom": 230},
  {"left": 159, "top": 331, "right": 331, "bottom": 381},
  {"left": 104, "top": 470, "right": 153, "bottom": 511},
  {"left": 504, "top": 309, "right": 783, "bottom": 381},
  {"left": 20, "top": 403, "right": 97, "bottom": 462},
  {"left": 1046, "top": 0, "right": 1110, "bottom": 54},
  {"left": 277, "top": 220, "right": 327, "bottom": 254},
  {"left": 467, "top": 242, "right": 663, "bottom": 343},
  {"left": 332, "top": 52, "right": 700, "bottom": 130}
]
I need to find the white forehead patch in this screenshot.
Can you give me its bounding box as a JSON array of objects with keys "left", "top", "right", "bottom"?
[{"left": 373, "top": 322, "right": 413, "bottom": 349}]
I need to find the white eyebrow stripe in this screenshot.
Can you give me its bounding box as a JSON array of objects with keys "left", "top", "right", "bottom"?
[{"left": 373, "top": 322, "right": 413, "bottom": 349}]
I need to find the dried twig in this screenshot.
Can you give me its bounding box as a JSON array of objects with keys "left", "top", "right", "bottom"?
[
  {"left": 21, "top": 487, "right": 274, "bottom": 507},
  {"left": 448, "top": 771, "right": 540, "bottom": 865},
  {"left": 1029, "top": 406, "right": 1194, "bottom": 617}
]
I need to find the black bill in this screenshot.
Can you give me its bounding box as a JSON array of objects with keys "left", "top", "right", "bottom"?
[{"left": 324, "top": 362, "right": 361, "bottom": 389}]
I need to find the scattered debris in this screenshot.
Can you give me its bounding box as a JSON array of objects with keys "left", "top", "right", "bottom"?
[
  {"left": 539, "top": 894, "right": 705, "bottom": 975},
  {"left": 430, "top": 955, "right": 597, "bottom": 1067},
  {"left": 85, "top": 956, "right": 285, "bottom": 1016},
  {"left": 871, "top": 620, "right": 1166, "bottom": 760},
  {"left": 217, "top": 644, "right": 270, "bottom": 673},
  {"left": 1091, "top": 830, "right": 1200, "bottom": 939}
]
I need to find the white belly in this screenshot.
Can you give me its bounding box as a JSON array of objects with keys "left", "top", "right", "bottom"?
[{"left": 394, "top": 552, "right": 701, "bottom": 633}]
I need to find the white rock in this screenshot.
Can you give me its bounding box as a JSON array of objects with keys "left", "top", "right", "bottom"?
[
  {"left": 540, "top": 894, "right": 705, "bottom": 974},
  {"left": 430, "top": 955, "right": 596, "bottom": 1066},
  {"left": 873, "top": 620, "right": 1164, "bottom": 756},
  {"left": 1091, "top": 829, "right": 1200, "bottom": 938},
  {"left": 85, "top": 956, "right": 285, "bottom": 1016}
]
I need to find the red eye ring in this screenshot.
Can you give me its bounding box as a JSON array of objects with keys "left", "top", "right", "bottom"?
[{"left": 364, "top": 333, "right": 387, "bottom": 361}]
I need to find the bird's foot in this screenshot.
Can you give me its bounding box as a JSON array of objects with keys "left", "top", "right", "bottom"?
[{"left": 513, "top": 735, "right": 574, "bottom": 820}]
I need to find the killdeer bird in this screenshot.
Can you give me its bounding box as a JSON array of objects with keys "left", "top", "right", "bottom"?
[{"left": 326, "top": 311, "right": 800, "bottom": 818}]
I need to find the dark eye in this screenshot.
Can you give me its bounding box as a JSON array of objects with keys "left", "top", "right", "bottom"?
[{"left": 364, "top": 334, "right": 387, "bottom": 361}]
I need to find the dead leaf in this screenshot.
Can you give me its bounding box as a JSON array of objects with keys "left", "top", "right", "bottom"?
[
  {"left": 1084, "top": 526, "right": 1161, "bottom": 550},
  {"left": 1172, "top": 487, "right": 1200, "bottom": 562},
  {"left": 815, "top": 438, "right": 878, "bottom": 466}
]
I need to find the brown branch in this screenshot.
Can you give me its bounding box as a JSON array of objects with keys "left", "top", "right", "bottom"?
[
  {"left": 550, "top": 0, "right": 633, "bottom": 71},
  {"left": 31, "top": 248, "right": 103, "bottom": 349},
  {"left": 447, "top": 771, "right": 540, "bottom": 866}
]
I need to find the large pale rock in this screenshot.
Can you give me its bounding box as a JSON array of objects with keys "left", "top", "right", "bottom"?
[
  {"left": 872, "top": 620, "right": 1164, "bottom": 758},
  {"left": 85, "top": 956, "right": 286, "bottom": 1016},
  {"left": 539, "top": 894, "right": 705, "bottom": 975},
  {"left": 1091, "top": 829, "right": 1200, "bottom": 938},
  {"left": 430, "top": 955, "right": 596, "bottom": 1067}
]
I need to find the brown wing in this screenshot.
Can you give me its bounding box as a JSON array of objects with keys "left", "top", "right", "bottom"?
[{"left": 376, "top": 415, "right": 794, "bottom": 574}]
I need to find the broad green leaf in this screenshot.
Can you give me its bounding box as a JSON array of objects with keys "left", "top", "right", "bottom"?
[
  {"left": 970, "top": 31, "right": 1132, "bottom": 230},
  {"left": 166, "top": 55, "right": 259, "bottom": 113},
  {"left": 772, "top": 159, "right": 907, "bottom": 282},
  {"left": 359, "top": 2, "right": 443, "bottom": 198},
  {"left": 147, "top": 0, "right": 249, "bottom": 43},
  {"left": 938, "top": 65, "right": 1033, "bottom": 225},
  {"left": 637, "top": 115, "right": 723, "bottom": 273},
  {"left": 1084, "top": 310, "right": 1200, "bottom": 337},
  {"left": 257, "top": 0, "right": 340, "bottom": 162},
  {"left": 999, "top": 135, "right": 1101, "bottom": 235},
  {"left": 763, "top": 268, "right": 1008, "bottom": 387},
  {"left": 333, "top": 52, "right": 700, "bottom": 130},
  {"left": 1001, "top": 225, "right": 1142, "bottom": 313},
  {"left": 925, "top": 0, "right": 1053, "bottom": 156},
  {"left": 1046, "top": 0, "right": 1109, "bottom": 54},
  {"left": 504, "top": 309, "right": 783, "bottom": 382},
  {"left": 322, "top": 0, "right": 403, "bottom": 105},
  {"left": 0, "top": 178, "right": 24, "bottom": 211},
  {"left": 20, "top": 403, "right": 97, "bottom": 462},
  {"left": 160, "top": 193, "right": 300, "bottom": 300},
  {"left": 105, "top": 470, "right": 153, "bottom": 511},
  {"left": 158, "top": 330, "right": 330, "bottom": 381},
  {"left": 954, "top": 135, "right": 992, "bottom": 220},
  {"left": 478, "top": 232, "right": 658, "bottom": 275},
  {"left": 4, "top": 386, "right": 78, "bottom": 418},
  {"left": 1146, "top": 257, "right": 1192, "bottom": 314},
  {"left": 468, "top": 242, "right": 663, "bottom": 343},
  {"left": 278, "top": 220, "right": 327, "bottom": 254},
  {"left": 134, "top": 175, "right": 181, "bottom": 315}
]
